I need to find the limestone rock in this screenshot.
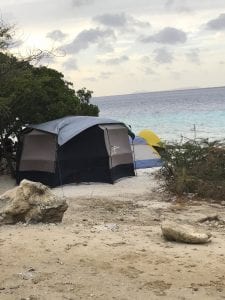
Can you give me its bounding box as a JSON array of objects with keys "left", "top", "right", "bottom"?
[
  {"left": 0, "top": 179, "right": 68, "bottom": 225},
  {"left": 161, "top": 220, "right": 211, "bottom": 244},
  {"left": 198, "top": 214, "right": 219, "bottom": 223}
]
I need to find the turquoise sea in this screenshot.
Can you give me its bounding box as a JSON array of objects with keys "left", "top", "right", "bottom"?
[{"left": 92, "top": 86, "right": 225, "bottom": 142}]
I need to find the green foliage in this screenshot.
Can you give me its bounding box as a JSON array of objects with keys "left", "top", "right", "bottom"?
[
  {"left": 161, "top": 139, "right": 225, "bottom": 200},
  {"left": 0, "top": 53, "right": 99, "bottom": 135},
  {"left": 0, "top": 21, "right": 99, "bottom": 175}
]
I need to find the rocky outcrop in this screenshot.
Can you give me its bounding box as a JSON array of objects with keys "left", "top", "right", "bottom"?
[
  {"left": 0, "top": 179, "right": 68, "bottom": 225},
  {"left": 161, "top": 220, "right": 212, "bottom": 244}
]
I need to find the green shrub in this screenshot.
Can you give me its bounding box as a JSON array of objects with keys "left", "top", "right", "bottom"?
[{"left": 160, "top": 138, "right": 225, "bottom": 200}]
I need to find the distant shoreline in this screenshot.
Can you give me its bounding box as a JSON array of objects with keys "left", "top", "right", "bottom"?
[{"left": 93, "top": 85, "right": 225, "bottom": 100}]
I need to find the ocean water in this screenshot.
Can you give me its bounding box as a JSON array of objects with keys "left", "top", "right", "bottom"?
[{"left": 92, "top": 86, "right": 225, "bottom": 142}]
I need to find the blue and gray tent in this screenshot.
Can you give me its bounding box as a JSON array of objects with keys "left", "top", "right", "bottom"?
[{"left": 16, "top": 116, "right": 135, "bottom": 187}]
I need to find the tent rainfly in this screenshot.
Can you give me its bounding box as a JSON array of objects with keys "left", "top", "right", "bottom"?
[{"left": 16, "top": 116, "right": 135, "bottom": 187}]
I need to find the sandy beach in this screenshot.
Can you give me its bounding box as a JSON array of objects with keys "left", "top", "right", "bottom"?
[{"left": 0, "top": 169, "right": 225, "bottom": 300}]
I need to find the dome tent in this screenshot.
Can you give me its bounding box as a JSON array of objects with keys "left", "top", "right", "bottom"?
[
  {"left": 16, "top": 116, "right": 135, "bottom": 187},
  {"left": 130, "top": 136, "right": 162, "bottom": 169}
]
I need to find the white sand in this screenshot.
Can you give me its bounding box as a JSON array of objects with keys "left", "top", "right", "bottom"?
[
  {"left": 53, "top": 168, "right": 160, "bottom": 198},
  {"left": 1, "top": 168, "right": 225, "bottom": 299}
]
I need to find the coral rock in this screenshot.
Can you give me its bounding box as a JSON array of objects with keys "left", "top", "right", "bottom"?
[{"left": 0, "top": 179, "right": 68, "bottom": 225}]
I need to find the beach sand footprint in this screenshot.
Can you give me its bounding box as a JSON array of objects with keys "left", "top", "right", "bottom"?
[{"left": 141, "top": 280, "right": 172, "bottom": 296}]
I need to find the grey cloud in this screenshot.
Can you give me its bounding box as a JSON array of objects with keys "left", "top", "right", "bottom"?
[
  {"left": 186, "top": 49, "right": 200, "bottom": 64},
  {"left": 141, "top": 27, "right": 187, "bottom": 44},
  {"left": 97, "top": 41, "right": 114, "bottom": 53},
  {"left": 177, "top": 5, "right": 192, "bottom": 13},
  {"left": 62, "top": 58, "right": 78, "bottom": 70},
  {"left": 72, "top": 0, "right": 94, "bottom": 7},
  {"left": 99, "top": 71, "right": 113, "bottom": 79},
  {"left": 144, "top": 67, "right": 157, "bottom": 75},
  {"left": 93, "top": 13, "right": 150, "bottom": 29},
  {"left": 165, "top": 0, "right": 174, "bottom": 9},
  {"left": 46, "top": 30, "right": 67, "bottom": 41},
  {"left": 164, "top": 0, "right": 192, "bottom": 13},
  {"left": 60, "top": 28, "right": 115, "bottom": 54},
  {"left": 153, "top": 48, "right": 173, "bottom": 64},
  {"left": 206, "top": 13, "right": 225, "bottom": 31},
  {"left": 98, "top": 55, "right": 129, "bottom": 65},
  {"left": 94, "top": 13, "right": 127, "bottom": 27}
]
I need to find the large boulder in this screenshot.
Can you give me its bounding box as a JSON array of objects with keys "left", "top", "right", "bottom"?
[
  {"left": 0, "top": 179, "right": 68, "bottom": 225},
  {"left": 161, "top": 220, "right": 211, "bottom": 244}
]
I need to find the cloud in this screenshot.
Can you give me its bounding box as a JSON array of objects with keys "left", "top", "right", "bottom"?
[
  {"left": 140, "top": 27, "right": 187, "bottom": 44},
  {"left": 177, "top": 5, "right": 192, "bottom": 13},
  {"left": 206, "top": 13, "right": 225, "bottom": 31},
  {"left": 93, "top": 13, "right": 150, "bottom": 29},
  {"left": 72, "top": 0, "right": 94, "bottom": 7},
  {"left": 153, "top": 48, "right": 173, "bottom": 64},
  {"left": 62, "top": 57, "right": 78, "bottom": 70},
  {"left": 97, "top": 41, "right": 114, "bottom": 53},
  {"left": 59, "top": 28, "right": 115, "bottom": 54},
  {"left": 165, "top": 0, "right": 174, "bottom": 9},
  {"left": 46, "top": 30, "right": 67, "bottom": 42},
  {"left": 98, "top": 55, "right": 129, "bottom": 65},
  {"left": 144, "top": 67, "right": 157, "bottom": 75},
  {"left": 99, "top": 71, "right": 113, "bottom": 79},
  {"left": 164, "top": 0, "right": 192, "bottom": 13},
  {"left": 186, "top": 49, "right": 200, "bottom": 64}
]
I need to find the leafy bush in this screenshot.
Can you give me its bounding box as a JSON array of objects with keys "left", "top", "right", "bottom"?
[
  {"left": 0, "top": 21, "right": 99, "bottom": 176},
  {"left": 160, "top": 138, "right": 225, "bottom": 200}
]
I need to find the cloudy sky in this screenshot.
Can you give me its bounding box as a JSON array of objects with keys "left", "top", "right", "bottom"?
[{"left": 1, "top": 0, "right": 225, "bottom": 96}]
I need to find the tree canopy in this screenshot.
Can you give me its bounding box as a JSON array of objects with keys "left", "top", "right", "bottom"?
[{"left": 0, "top": 21, "right": 99, "bottom": 175}]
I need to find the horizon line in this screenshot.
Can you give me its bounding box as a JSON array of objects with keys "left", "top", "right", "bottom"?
[{"left": 93, "top": 85, "right": 225, "bottom": 99}]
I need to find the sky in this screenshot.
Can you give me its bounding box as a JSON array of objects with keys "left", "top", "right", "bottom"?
[{"left": 1, "top": 0, "right": 225, "bottom": 96}]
